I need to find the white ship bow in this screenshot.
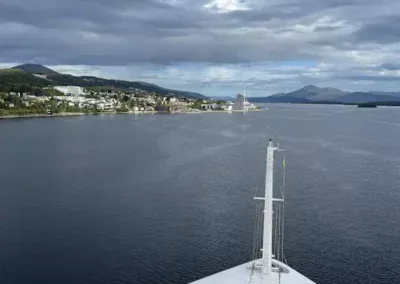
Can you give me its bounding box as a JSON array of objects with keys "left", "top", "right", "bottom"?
[
  {"left": 190, "top": 259, "right": 315, "bottom": 284},
  {"left": 189, "top": 141, "right": 316, "bottom": 284}
]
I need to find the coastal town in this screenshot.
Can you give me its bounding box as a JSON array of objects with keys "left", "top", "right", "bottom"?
[
  {"left": 0, "top": 85, "right": 260, "bottom": 117},
  {"left": 0, "top": 64, "right": 261, "bottom": 118}
]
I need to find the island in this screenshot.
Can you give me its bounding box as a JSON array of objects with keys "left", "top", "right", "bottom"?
[{"left": 357, "top": 103, "right": 377, "bottom": 108}]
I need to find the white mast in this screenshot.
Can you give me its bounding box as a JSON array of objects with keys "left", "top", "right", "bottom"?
[
  {"left": 253, "top": 139, "right": 280, "bottom": 278},
  {"left": 243, "top": 85, "right": 247, "bottom": 112},
  {"left": 264, "top": 139, "right": 275, "bottom": 276}
]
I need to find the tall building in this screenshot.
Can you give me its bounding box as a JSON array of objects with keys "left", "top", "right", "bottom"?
[
  {"left": 232, "top": 92, "right": 258, "bottom": 111},
  {"left": 233, "top": 93, "right": 245, "bottom": 111}
]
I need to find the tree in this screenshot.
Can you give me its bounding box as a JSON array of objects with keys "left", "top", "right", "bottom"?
[
  {"left": 43, "top": 87, "right": 64, "bottom": 97},
  {"left": 191, "top": 99, "right": 203, "bottom": 110},
  {"left": 0, "top": 92, "right": 7, "bottom": 100},
  {"left": 116, "top": 104, "right": 129, "bottom": 113},
  {"left": 93, "top": 104, "right": 100, "bottom": 114},
  {"left": 129, "top": 99, "right": 137, "bottom": 108}
]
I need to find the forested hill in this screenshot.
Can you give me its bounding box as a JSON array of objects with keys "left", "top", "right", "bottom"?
[{"left": 0, "top": 64, "right": 205, "bottom": 99}]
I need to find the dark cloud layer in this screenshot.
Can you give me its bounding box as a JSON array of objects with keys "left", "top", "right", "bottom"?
[
  {"left": 1, "top": 0, "right": 400, "bottom": 95},
  {"left": 354, "top": 15, "right": 400, "bottom": 43},
  {"left": 1, "top": 0, "right": 398, "bottom": 65}
]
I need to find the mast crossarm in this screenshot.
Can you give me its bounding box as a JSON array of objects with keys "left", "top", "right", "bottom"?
[
  {"left": 253, "top": 197, "right": 284, "bottom": 202},
  {"left": 272, "top": 198, "right": 284, "bottom": 202}
]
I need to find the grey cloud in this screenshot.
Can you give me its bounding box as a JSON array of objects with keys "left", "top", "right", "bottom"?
[
  {"left": 354, "top": 15, "right": 400, "bottom": 43},
  {"left": 0, "top": 0, "right": 399, "bottom": 68},
  {"left": 340, "top": 75, "right": 400, "bottom": 82},
  {"left": 380, "top": 63, "right": 400, "bottom": 70},
  {"left": 313, "top": 26, "right": 342, "bottom": 32}
]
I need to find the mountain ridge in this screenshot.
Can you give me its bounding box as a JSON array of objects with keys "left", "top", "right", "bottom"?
[
  {"left": 12, "top": 63, "right": 61, "bottom": 76},
  {"left": 248, "top": 85, "right": 400, "bottom": 104},
  {"left": 2, "top": 64, "right": 205, "bottom": 99}
]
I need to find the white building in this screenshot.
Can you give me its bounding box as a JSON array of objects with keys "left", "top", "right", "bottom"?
[
  {"left": 221, "top": 105, "right": 233, "bottom": 111},
  {"left": 54, "top": 86, "right": 85, "bottom": 96},
  {"left": 201, "top": 103, "right": 218, "bottom": 110}
]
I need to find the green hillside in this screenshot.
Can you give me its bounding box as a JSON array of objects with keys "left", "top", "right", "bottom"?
[
  {"left": 0, "top": 64, "right": 205, "bottom": 99},
  {"left": 0, "top": 69, "right": 50, "bottom": 92}
]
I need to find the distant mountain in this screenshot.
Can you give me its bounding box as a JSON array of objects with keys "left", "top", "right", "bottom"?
[
  {"left": 1, "top": 64, "right": 205, "bottom": 99},
  {"left": 249, "top": 96, "right": 311, "bottom": 103},
  {"left": 249, "top": 85, "right": 400, "bottom": 104},
  {"left": 215, "top": 96, "right": 235, "bottom": 101},
  {"left": 12, "top": 63, "right": 60, "bottom": 76},
  {"left": 282, "top": 85, "right": 348, "bottom": 101}
]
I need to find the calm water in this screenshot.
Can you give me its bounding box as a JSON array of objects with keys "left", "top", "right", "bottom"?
[{"left": 0, "top": 104, "right": 399, "bottom": 284}]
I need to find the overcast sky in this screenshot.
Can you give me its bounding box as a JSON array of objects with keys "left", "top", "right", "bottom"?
[{"left": 1, "top": 0, "right": 400, "bottom": 97}]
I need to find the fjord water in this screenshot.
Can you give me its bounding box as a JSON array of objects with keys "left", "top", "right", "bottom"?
[{"left": 0, "top": 105, "right": 399, "bottom": 284}]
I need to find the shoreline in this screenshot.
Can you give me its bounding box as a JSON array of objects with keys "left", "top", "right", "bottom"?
[
  {"left": 0, "top": 109, "right": 263, "bottom": 119},
  {"left": 0, "top": 112, "right": 86, "bottom": 119},
  {"left": 186, "top": 109, "right": 263, "bottom": 114}
]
